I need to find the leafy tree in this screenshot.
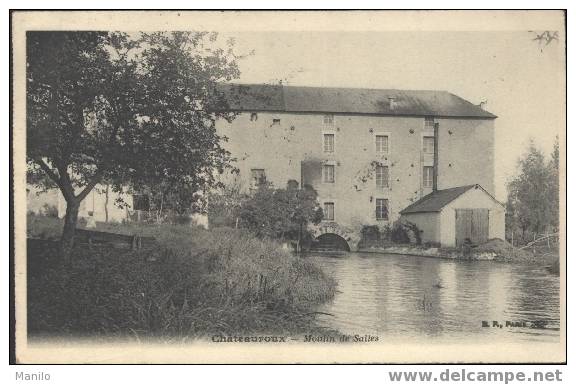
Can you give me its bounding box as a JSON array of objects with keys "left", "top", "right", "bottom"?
[
  {"left": 206, "top": 177, "right": 247, "bottom": 228},
  {"left": 27, "top": 31, "right": 241, "bottom": 262},
  {"left": 548, "top": 136, "right": 560, "bottom": 229},
  {"left": 506, "top": 139, "right": 559, "bottom": 241},
  {"left": 239, "top": 182, "right": 323, "bottom": 241}
]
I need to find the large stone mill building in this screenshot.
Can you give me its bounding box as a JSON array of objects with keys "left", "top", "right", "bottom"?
[{"left": 216, "top": 84, "right": 505, "bottom": 249}]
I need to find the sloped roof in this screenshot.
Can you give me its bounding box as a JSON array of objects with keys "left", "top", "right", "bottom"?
[
  {"left": 400, "top": 185, "right": 477, "bottom": 214},
  {"left": 218, "top": 83, "right": 496, "bottom": 119}
]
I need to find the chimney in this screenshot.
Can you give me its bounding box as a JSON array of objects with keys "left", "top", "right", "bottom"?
[
  {"left": 388, "top": 96, "right": 396, "bottom": 110},
  {"left": 433, "top": 122, "right": 439, "bottom": 191}
]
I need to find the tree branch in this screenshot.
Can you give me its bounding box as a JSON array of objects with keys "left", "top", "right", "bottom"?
[
  {"left": 76, "top": 167, "right": 106, "bottom": 202},
  {"left": 35, "top": 158, "right": 74, "bottom": 202},
  {"left": 35, "top": 158, "right": 59, "bottom": 183},
  {"left": 53, "top": 161, "right": 77, "bottom": 202}
]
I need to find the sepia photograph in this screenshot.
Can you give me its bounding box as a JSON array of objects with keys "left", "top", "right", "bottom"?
[{"left": 11, "top": 10, "right": 566, "bottom": 364}]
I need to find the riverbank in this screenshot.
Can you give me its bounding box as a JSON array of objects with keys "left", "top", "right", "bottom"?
[
  {"left": 358, "top": 245, "right": 497, "bottom": 260},
  {"left": 358, "top": 238, "right": 559, "bottom": 267},
  {"left": 27, "top": 216, "right": 338, "bottom": 340}
]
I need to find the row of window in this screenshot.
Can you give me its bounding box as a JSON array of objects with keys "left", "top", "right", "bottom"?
[
  {"left": 252, "top": 166, "right": 434, "bottom": 189},
  {"left": 322, "top": 164, "right": 434, "bottom": 188},
  {"left": 322, "top": 133, "right": 435, "bottom": 154},
  {"left": 324, "top": 114, "right": 435, "bottom": 129},
  {"left": 323, "top": 199, "right": 389, "bottom": 221},
  {"left": 247, "top": 113, "right": 436, "bottom": 156}
]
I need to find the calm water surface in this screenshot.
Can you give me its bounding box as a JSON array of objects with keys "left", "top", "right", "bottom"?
[{"left": 309, "top": 252, "right": 560, "bottom": 343}]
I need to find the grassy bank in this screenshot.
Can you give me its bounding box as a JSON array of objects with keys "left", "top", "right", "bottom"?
[{"left": 27, "top": 216, "right": 337, "bottom": 341}]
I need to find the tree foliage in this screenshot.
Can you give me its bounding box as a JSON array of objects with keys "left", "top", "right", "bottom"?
[
  {"left": 26, "top": 31, "right": 242, "bottom": 261},
  {"left": 506, "top": 137, "right": 560, "bottom": 239},
  {"left": 238, "top": 182, "right": 323, "bottom": 240}
]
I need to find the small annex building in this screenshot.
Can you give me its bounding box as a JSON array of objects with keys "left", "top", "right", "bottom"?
[{"left": 399, "top": 184, "right": 505, "bottom": 247}]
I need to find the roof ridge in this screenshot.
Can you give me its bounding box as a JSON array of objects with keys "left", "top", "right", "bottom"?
[
  {"left": 228, "top": 82, "right": 450, "bottom": 94},
  {"left": 218, "top": 83, "right": 497, "bottom": 118},
  {"left": 399, "top": 185, "right": 478, "bottom": 214}
]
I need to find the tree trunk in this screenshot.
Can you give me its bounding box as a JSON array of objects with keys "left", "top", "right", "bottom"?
[
  {"left": 104, "top": 184, "right": 109, "bottom": 223},
  {"left": 157, "top": 193, "right": 164, "bottom": 223},
  {"left": 60, "top": 200, "right": 80, "bottom": 264}
]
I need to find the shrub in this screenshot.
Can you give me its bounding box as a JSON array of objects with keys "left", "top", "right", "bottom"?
[
  {"left": 390, "top": 221, "right": 410, "bottom": 244},
  {"left": 27, "top": 214, "right": 62, "bottom": 240},
  {"left": 169, "top": 214, "right": 192, "bottom": 226},
  {"left": 403, "top": 221, "right": 422, "bottom": 245},
  {"left": 360, "top": 225, "right": 380, "bottom": 241},
  {"left": 42, "top": 203, "right": 59, "bottom": 218},
  {"left": 390, "top": 221, "right": 422, "bottom": 245},
  {"left": 423, "top": 241, "right": 441, "bottom": 248}
]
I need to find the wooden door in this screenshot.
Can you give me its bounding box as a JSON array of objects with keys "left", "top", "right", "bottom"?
[{"left": 455, "top": 209, "right": 489, "bottom": 246}]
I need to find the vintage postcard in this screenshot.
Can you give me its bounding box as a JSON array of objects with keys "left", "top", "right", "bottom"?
[{"left": 11, "top": 10, "right": 566, "bottom": 363}]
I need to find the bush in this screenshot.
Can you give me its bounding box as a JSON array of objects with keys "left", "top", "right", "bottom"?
[
  {"left": 390, "top": 221, "right": 410, "bottom": 244},
  {"left": 27, "top": 214, "right": 62, "bottom": 240},
  {"left": 42, "top": 203, "right": 59, "bottom": 218},
  {"left": 360, "top": 225, "right": 380, "bottom": 241},
  {"left": 390, "top": 221, "right": 421, "bottom": 245},
  {"left": 169, "top": 214, "right": 192, "bottom": 225}
]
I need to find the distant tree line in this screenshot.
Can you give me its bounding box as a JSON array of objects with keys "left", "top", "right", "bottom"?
[{"left": 506, "top": 136, "right": 560, "bottom": 243}]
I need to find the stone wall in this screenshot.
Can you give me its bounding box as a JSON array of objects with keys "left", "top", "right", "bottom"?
[{"left": 216, "top": 111, "right": 495, "bottom": 236}]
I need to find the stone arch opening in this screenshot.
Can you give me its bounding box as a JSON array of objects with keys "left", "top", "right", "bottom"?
[{"left": 312, "top": 233, "right": 351, "bottom": 252}]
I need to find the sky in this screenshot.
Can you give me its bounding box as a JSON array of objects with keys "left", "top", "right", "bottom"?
[{"left": 222, "top": 30, "right": 565, "bottom": 201}]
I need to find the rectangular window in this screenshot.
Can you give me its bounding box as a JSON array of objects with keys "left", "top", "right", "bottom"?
[
  {"left": 323, "top": 202, "right": 335, "bottom": 221},
  {"left": 375, "top": 135, "right": 389, "bottom": 154},
  {"left": 424, "top": 117, "right": 435, "bottom": 129},
  {"left": 322, "top": 164, "right": 335, "bottom": 183},
  {"left": 376, "top": 199, "right": 389, "bottom": 221},
  {"left": 375, "top": 165, "right": 389, "bottom": 188},
  {"left": 423, "top": 136, "right": 435, "bottom": 154},
  {"left": 423, "top": 166, "right": 434, "bottom": 188},
  {"left": 251, "top": 169, "right": 266, "bottom": 188},
  {"left": 323, "top": 114, "right": 334, "bottom": 126},
  {"left": 323, "top": 134, "right": 335, "bottom": 153}
]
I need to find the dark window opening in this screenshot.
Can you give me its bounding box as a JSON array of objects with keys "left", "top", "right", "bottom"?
[
  {"left": 322, "top": 164, "right": 335, "bottom": 183},
  {"left": 323, "top": 202, "right": 335, "bottom": 221},
  {"left": 424, "top": 117, "right": 435, "bottom": 129},
  {"left": 251, "top": 169, "right": 267, "bottom": 188},
  {"left": 376, "top": 198, "right": 389, "bottom": 221},
  {"left": 423, "top": 166, "right": 434, "bottom": 188}
]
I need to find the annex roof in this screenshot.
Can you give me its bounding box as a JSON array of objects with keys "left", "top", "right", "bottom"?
[
  {"left": 218, "top": 83, "right": 496, "bottom": 119},
  {"left": 399, "top": 184, "right": 502, "bottom": 214}
]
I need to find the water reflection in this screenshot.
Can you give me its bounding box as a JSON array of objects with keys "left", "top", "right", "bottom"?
[{"left": 309, "top": 252, "right": 560, "bottom": 343}]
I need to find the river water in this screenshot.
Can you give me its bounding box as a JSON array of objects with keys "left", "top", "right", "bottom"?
[{"left": 308, "top": 252, "right": 560, "bottom": 343}]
